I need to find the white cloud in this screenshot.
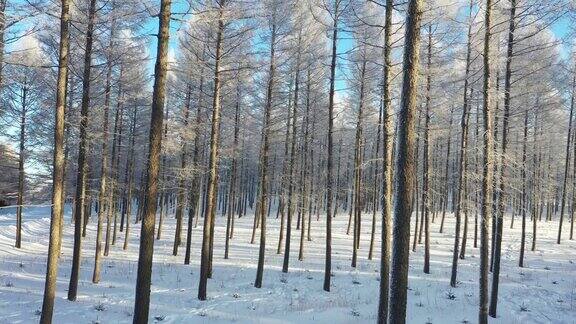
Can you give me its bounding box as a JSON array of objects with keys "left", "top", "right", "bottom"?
[{"left": 8, "top": 33, "right": 45, "bottom": 65}]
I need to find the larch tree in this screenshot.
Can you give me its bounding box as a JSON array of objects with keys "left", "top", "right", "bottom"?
[
  {"left": 0, "top": 0, "right": 571, "bottom": 322},
  {"left": 558, "top": 67, "right": 576, "bottom": 244},
  {"left": 319, "top": 0, "right": 349, "bottom": 293},
  {"left": 479, "top": 0, "right": 494, "bottom": 322},
  {"left": 172, "top": 73, "right": 193, "bottom": 257},
  {"left": 378, "top": 0, "right": 394, "bottom": 322},
  {"left": 388, "top": 0, "right": 423, "bottom": 322},
  {"left": 132, "top": 0, "right": 172, "bottom": 322},
  {"left": 450, "top": 0, "right": 475, "bottom": 288},
  {"left": 198, "top": 0, "right": 226, "bottom": 301},
  {"left": 184, "top": 46, "right": 206, "bottom": 266},
  {"left": 3, "top": 44, "right": 47, "bottom": 248},
  {"left": 422, "top": 24, "right": 432, "bottom": 275},
  {"left": 40, "top": 0, "right": 71, "bottom": 322},
  {"left": 289, "top": 14, "right": 306, "bottom": 266},
  {"left": 489, "top": 0, "right": 516, "bottom": 316},
  {"left": 254, "top": 8, "right": 276, "bottom": 287},
  {"left": 0, "top": 0, "right": 6, "bottom": 102}
]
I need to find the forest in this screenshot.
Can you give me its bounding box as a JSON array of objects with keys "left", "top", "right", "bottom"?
[{"left": 0, "top": 0, "right": 575, "bottom": 323}]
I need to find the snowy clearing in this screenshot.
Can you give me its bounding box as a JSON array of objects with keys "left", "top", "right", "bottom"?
[{"left": 0, "top": 205, "right": 575, "bottom": 323}]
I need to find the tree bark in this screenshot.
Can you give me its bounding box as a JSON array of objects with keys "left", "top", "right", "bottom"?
[
  {"left": 450, "top": 0, "right": 473, "bottom": 287},
  {"left": 276, "top": 77, "right": 292, "bottom": 253},
  {"left": 284, "top": 65, "right": 308, "bottom": 272},
  {"left": 198, "top": 1, "right": 225, "bottom": 300},
  {"left": 110, "top": 88, "right": 125, "bottom": 247},
  {"left": 479, "top": 0, "right": 494, "bottom": 322},
  {"left": 388, "top": 0, "right": 422, "bottom": 322},
  {"left": 255, "top": 16, "right": 277, "bottom": 289},
  {"left": 288, "top": 42, "right": 302, "bottom": 264},
  {"left": 15, "top": 82, "right": 27, "bottom": 249},
  {"left": 489, "top": 0, "right": 515, "bottom": 315},
  {"left": 123, "top": 105, "right": 137, "bottom": 251},
  {"left": 94, "top": 19, "right": 116, "bottom": 282},
  {"left": 368, "top": 79, "right": 383, "bottom": 261},
  {"left": 40, "top": 0, "right": 70, "bottom": 321},
  {"left": 558, "top": 71, "right": 576, "bottom": 244},
  {"left": 323, "top": 0, "right": 339, "bottom": 292},
  {"left": 533, "top": 111, "right": 542, "bottom": 249},
  {"left": 156, "top": 104, "right": 170, "bottom": 241},
  {"left": 132, "top": 0, "right": 171, "bottom": 321},
  {"left": 423, "top": 25, "right": 432, "bottom": 274},
  {"left": 225, "top": 79, "right": 241, "bottom": 259},
  {"left": 519, "top": 110, "right": 528, "bottom": 267},
  {"left": 173, "top": 82, "right": 192, "bottom": 256},
  {"left": 377, "top": 1, "right": 393, "bottom": 321},
  {"left": 412, "top": 108, "right": 422, "bottom": 252},
  {"left": 351, "top": 55, "right": 367, "bottom": 268},
  {"left": 70, "top": 0, "right": 96, "bottom": 295},
  {"left": 439, "top": 105, "right": 454, "bottom": 234},
  {"left": 185, "top": 50, "right": 206, "bottom": 265},
  {"left": 0, "top": 0, "right": 6, "bottom": 111}
]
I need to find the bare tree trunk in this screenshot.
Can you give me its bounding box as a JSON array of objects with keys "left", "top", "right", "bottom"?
[
  {"left": 288, "top": 41, "right": 302, "bottom": 264},
  {"left": 15, "top": 83, "right": 27, "bottom": 249},
  {"left": 351, "top": 56, "right": 367, "bottom": 268},
  {"left": 82, "top": 173, "right": 91, "bottom": 237},
  {"left": 156, "top": 104, "right": 171, "bottom": 241},
  {"left": 423, "top": 25, "right": 432, "bottom": 274},
  {"left": 570, "top": 113, "right": 576, "bottom": 240},
  {"left": 473, "top": 94, "right": 480, "bottom": 248},
  {"left": 558, "top": 72, "right": 576, "bottom": 244},
  {"left": 450, "top": 0, "right": 473, "bottom": 287},
  {"left": 265, "top": 154, "right": 277, "bottom": 221},
  {"left": 123, "top": 106, "right": 137, "bottom": 251},
  {"left": 133, "top": 0, "right": 171, "bottom": 321},
  {"left": 40, "top": 0, "right": 70, "bottom": 321},
  {"left": 412, "top": 108, "right": 422, "bottom": 252},
  {"left": 489, "top": 1, "right": 515, "bottom": 315},
  {"left": 70, "top": 0, "right": 96, "bottom": 294},
  {"left": 347, "top": 180, "right": 354, "bottom": 235},
  {"left": 479, "top": 1, "right": 495, "bottom": 322},
  {"left": 284, "top": 65, "right": 308, "bottom": 272},
  {"left": 198, "top": 1, "right": 225, "bottom": 300},
  {"left": 377, "top": 1, "right": 393, "bottom": 321},
  {"left": 388, "top": 0, "right": 422, "bottom": 322},
  {"left": 323, "top": 0, "right": 340, "bottom": 292},
  {"left": 418, "top": 185, "right": 424, "bottom": 244},
  {"left": 519, "top": 110, "right": 528, "bottom": 267},
  {"left": 251, "top": 190, "right": 261, "bottom": 244},
  {"left": 110, "top": 90, "right": 125, "bottom": 247},
  {"left": 368, "top": 79, "right": 383, "bottom": 261},
  {"left": 255, "top": 17, "right": 277, "bottom": 289},
  {"left": 533, "top": 112, "right": 542, "bottom": 249},
  {"left": 0, "top": 0, "right": 6, "bottom": 110},
  {"left": 490, "top": 70, "right": 501, "bottom": 271},
  {"left": 185, "top": 50, "right": 206, "bottom": 265},
  {"left": 63, "top": 79, "right": 73, "bottom": 236},
  {"left": 104, "top": 41, "right": 122, "bottom": 256},
  {"left": 439, "top": 105, "right": 454, "bottom": 234},
  {"left": 460, "top": 164, "right": 470, "bottom": 260},
  {"left": 297, "top": 84, "right": 307, "bottom": 261},
  {"left": 225, "top": 80, "right": 241, "bottom": 259},
  {"left": 173, "top": 82, "right": 192, "bottom": 256},
  {"left": 333, "top": 138, "right": 343, "bottom": 218},
  {"left": 277, "top": 78, "right": 293, "bottom": 253}
]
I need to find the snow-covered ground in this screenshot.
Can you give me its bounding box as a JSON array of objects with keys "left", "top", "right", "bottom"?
[{"left": 0, "top": 204, "right": 574, "bottom": 323}]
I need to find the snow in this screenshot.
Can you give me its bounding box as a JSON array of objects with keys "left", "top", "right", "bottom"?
[{"left": 0, "top": 205, "right": 575, "bottom": 323}]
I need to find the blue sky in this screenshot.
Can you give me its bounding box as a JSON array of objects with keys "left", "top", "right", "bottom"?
[{"left": 143, "top": 1, "right": 572, "bottom": 95}]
